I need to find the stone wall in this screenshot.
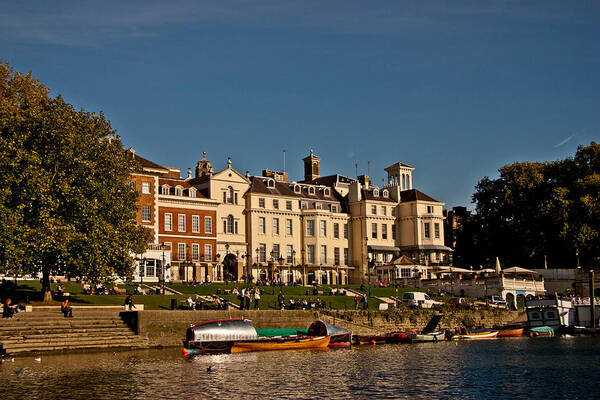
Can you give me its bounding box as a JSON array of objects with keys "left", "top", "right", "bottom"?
[
  {"left": 320, "top": 308, "right": 523, "bottom": 335},
  {"left": 126, "top": 307, "right": 524, "bottom": 347}
]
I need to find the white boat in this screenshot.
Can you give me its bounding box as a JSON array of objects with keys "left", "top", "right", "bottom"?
[{"left": 409, "top": 330, "right": 446, "bottom": 343}]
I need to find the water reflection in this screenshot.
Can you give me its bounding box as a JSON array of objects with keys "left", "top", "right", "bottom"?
[{"left": 2, "top": 337, "right": 599, "bottom": 400}]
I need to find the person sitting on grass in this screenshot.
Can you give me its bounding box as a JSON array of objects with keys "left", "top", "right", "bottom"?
[
  {"left": 61, "top": 299, "right": 73, "bottom": 318},
  {"left": 3, "top": 298, "right": 18, "bottom": 318}
]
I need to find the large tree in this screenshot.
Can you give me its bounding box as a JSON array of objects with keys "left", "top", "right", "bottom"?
[
  {"left": 464, "top": 142, "right": 600, "bottom": 269},
  {"left": 0, "top": 61, "right": 150, "bottom": 301}
]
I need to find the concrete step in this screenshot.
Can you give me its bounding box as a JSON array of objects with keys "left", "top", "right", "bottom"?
[
  {"left": 0, "top": 323, "right": 130, "bottom": 333},
  {"left": 1, "top": 334, "right": 143, "bottom": 346},
  {"left": 0, "top": 328, "right": 135, "bottom": 341},
  {"left": 3, "top": 337, "right": 149, "bottom": 353}
]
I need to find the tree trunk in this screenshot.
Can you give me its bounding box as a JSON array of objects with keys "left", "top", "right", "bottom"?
[{"left": 42, "top": 267, "right": 52, "bottom": 303}]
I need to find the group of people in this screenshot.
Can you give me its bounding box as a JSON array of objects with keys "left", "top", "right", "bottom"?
[
  {"left": 286, "top": 297, "right": 325, "bottom": 310},
  {"left": 233, "top": 287, "right": 261, "bottom": 310},
  {"left": 81, "top": 282, "right": 115, "bottom": 295},
  {"left": 354, "top": 294, "right": 369, "bottom": 310}
]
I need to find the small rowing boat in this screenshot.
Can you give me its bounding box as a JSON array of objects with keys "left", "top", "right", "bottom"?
[
  {"left": 453, "top": 328, "right": 499, "bottom": 340},
  {"left": 231, "top": 335, "right": 330, "bottom": 354},
  {"left": 497, "top": 327, "right": 524, "bottom": 338},
  {"left": 528, "top": 326, "right": 554, "bottom": 337}
]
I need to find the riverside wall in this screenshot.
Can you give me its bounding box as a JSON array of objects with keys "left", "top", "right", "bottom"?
[{"left": 124, "top": 307, "right": 524, "bottom": 347}]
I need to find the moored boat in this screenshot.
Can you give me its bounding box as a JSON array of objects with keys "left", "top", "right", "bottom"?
[
  {"left": 409, "top": 315, "right": 446, "bottom": 343},
  {"left": 497, "top": 327, "right": 524, "bottom": 338},
  {"left": 231, "top": 335, "right": 330, "bottom": 354},
  {"left": 453, "top": 328, "right": 499, "bottom": 340},
  {"left": 307, "top": 321, "right": 352, "bottom": 348},
  {"left": 528, "top": 326, "right": 555, "bottom": 337},
  {"left": 409, "top": 330, "right": 446, "bottom": 343},
  {"left": 182, "top": 319, "right": 331, "bottom": 355}
]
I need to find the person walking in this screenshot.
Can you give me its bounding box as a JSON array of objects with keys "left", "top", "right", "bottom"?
[
  {"left": 362, "top": 294, "right": 368, "bottom": 310},
  {"left": 277, "top": 291, "right": 285, "bottom": 310},
  {"left": 354, "top": 295, "right": 360, "bottom": 310}
]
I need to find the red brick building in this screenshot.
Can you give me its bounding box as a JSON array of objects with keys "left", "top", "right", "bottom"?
[{"left": 130, "top": 150, "right": 218, "bottom": 283}]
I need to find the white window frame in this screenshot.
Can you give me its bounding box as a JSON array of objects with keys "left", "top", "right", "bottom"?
[
  {"left": 204, "top": 244, "right": 212, "bottom": 261},
  {"left": 165, "top": 213, "right": 172, "bottom": 231},
  {"left": 141, "top": 205, "right": 151, "bottom": 222},
  {"left": 178, "top": 214, "right": 186, "bottom": 232},
  {"left": 320, "top": 245, "right": 327, "bottom": 264},
  {"left": 424, "top": 222, "right": 430, "bottom": 238},
  {"left": 307, "top": 245, "right": 315, "bottom": 264},
  {"left": 273, "top": 218, "right": 280, "bottom": 235},
  {"left": 258, "top": 217, "right": 266, "bottom": 234},
  {"left": 142, "top": 182, "right": 151, "bottom": 194},
  {"left": 319, "top": 220, "right": 327, "bottom": 237},
  {"left": 192, "top": 243, "right": 199, "bottom": 260},
  {"left": 178, "top": 243, "right": 186, "bottom": 260},
  {"left": 204, "top": 216, "right": 212, "bottom": 234},
  {"left": 286, "top": 219, "right": 293, "bottom": 236},
  {"left": 192, "top": 215, "right": 200, "bottom": 233},
  {"left": 259, "top": 198, "right": 265, "bottom": 208},
  {"left": 306, "top": 220, "right": 315, "bottom": 237}
]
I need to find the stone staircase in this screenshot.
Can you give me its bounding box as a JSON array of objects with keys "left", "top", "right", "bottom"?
[{"left": 0, "top": 310, "right": 149, "bottom": 355}]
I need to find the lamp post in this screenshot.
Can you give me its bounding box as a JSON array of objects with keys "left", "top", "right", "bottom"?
[
  {"left": 576, "top": 248, "right": 581, "bottom": 269},
  {"left": 291, "top": 250, "right": 296, "bottom": 285},
  {"left": 224, "top": 242, "right": 230, "bottom": 281},
  {"left": 270, "top": 250, "right": 276, "bottom": 282},
  {"left": 365, "top": 236, "right": 370, "bottom": 295},
  {"left": 185, "top": 244, "right": 190, "bottom": 283},
  {"left": 278, "top": 255, "right": 285, "bottom": 287},
  {"left": 301, "top": 248, "right": 306, "bottom": 286},
  {"left": 161, "top": 243, "right": 167, "bottom": 295}
]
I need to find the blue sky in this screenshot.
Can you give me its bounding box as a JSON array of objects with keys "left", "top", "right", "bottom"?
[{"left": 1, "top": 1, "right": 599, "bottom": 208}]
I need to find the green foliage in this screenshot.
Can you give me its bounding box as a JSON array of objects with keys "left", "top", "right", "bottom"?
[
  {"left": 0, "top": 61, "right": 149, "bottom": 295},
  {"left": 461, "top": 142, "right": 600, "bottom": 268}
]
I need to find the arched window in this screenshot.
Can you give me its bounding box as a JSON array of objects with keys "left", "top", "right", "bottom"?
[
  {"left": 309, "top": 187, "right": 315, "bottom": 195},
  {"left": 267, "top": 179, "right": 275, "bottom": 188},
  {"left": 383, "top": 189, "right": 389, "bottom": 198},
  {"left": 175, "top": 186, "right": 183, "bottom": 196},
  {"left": 162, "top": 185, "right": 170, "bottom": 195},
  {"left": 189, "top": 188, "right": 196, "bottom": 198},
  {"left": 226, "top": 186, "right": 234, "bottom": 203},
  {"left": 373, "top": 189, "right": 379, "bottom": 196},
  {"left": 226, "top": 214, "right": 234, "bottom": 234}
]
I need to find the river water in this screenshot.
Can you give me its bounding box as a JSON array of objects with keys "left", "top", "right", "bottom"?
[{"left": 2, "top": 337, "right": 598, "bottom": 399}]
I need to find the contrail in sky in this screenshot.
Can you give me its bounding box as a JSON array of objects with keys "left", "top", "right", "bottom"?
[{"left": 554, "top": 134, "right": 575, "bottom": 148}]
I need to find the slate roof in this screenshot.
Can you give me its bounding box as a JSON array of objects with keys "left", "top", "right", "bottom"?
[
  {"left": 361, "top": 188, "right": 396, "bottom": 203},
  {"left": 131, "top": 153, "right": 169, "bottom": 171},
  {"left": 400, "top": 189, "right": 439, "bottom": 203}
]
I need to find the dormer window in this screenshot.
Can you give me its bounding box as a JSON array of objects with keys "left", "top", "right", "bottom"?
[
  {"left": 189, "top": 188, "right": 196, "bottom": 198},
  {"left": 267, "top": 179, "right": 275, "bottom": 188},
  {"left": 373, "top": 189, "right": 379, "bottom": 197},
  {"left": 383, "top": 189, "right": 389, "bottom": 198},
  {"left": 331, "top": 205, "right": 338, "bottom": 213},
  {"left": 293, "top": 185, "right": 300, "bottom": 193},
  {"left": 309, "top": 187, "right": 315, "bottom": 195},
  {"left": 323, "top": 188, "right": 330, "bottom": 196},
  {"left": 175, "top": 186, "right": 183, "bottom": 196},
  {"left": 161, "top": 185, "right": 170, "bottom": 195}
]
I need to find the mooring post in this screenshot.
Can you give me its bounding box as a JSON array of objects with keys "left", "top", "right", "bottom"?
[{"left": 590, "top": 270, "right": 596, "bottom": 329}]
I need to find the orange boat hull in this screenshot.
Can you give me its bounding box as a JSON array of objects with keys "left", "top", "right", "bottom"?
[
  {"left": 497, "top": 328, "right": 524, "bottom": 338},
  {"left": 231, "top": 336, "right": 330, "bottom": 354}
]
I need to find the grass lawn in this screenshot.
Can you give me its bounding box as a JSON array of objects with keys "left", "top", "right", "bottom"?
[{"left": 2, "top": 280, "right": 448, "bottom": 310}]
